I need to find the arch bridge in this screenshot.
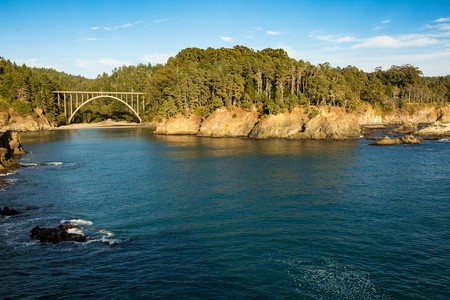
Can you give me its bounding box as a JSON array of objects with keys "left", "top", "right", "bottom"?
[{"left": 54, "top": 91, "right": 145, "bottom": 123}]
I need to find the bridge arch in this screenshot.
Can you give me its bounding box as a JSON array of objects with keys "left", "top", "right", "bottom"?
[{"left": 69, "top": 95, "right": 142, "bottom": 124}]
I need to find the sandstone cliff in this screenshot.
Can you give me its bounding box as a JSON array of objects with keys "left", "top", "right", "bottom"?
[
  {"left": 154, "top": 114, "right": 202, "bottom": 135},
  {"left": 0, "top": 108, "right": 53, "bottom": 132},
  {"left": 197, "top": 107, "right": 258, "bottom": 137},
  {"left": 0, "top": 131, "right": 25, "bottom": 172}
]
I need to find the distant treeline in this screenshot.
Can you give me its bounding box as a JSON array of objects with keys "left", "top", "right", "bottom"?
[{"left": 1, "top": 46, "right": 449, "bottom": 123}]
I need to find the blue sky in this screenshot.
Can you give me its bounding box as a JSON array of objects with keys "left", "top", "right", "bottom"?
[{"left": 1, "top": 0, "right": 449, "bottom": 78}]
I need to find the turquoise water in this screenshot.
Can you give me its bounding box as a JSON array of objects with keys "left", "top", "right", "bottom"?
[{"left": 1, "top": 128, "right": 449, "bottom": 299}]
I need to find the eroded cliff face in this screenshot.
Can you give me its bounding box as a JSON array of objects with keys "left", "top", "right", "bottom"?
[
  {"left": 154, "top": 104, "right": 450, "bottom": 140},
  {"left": 197, "top": 107, "right": 259, "bottom": 137},
  {"left": 154, "top": 114, "right": 202, "bottom": 135},
  {"left": 0, "top": 131, "right": 25, "bottom": 172},
  {"left": 0, "top": 108, "right": 53, "bottom": 132}
]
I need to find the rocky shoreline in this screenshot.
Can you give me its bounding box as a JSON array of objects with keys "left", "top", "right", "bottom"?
[{"left": 153, "top": 104, "right": 450, "bottom": 140}]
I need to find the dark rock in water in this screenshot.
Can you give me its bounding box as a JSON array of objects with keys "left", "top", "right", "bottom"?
[
  {"left": 30, "top": 224, "right": 87, "bottom": 243},
  {"left": 38, "top": 163, "right": 47, "bottom": 166},
  {"left": 0, "top": 207, "right": 20, "bottom": 216}
]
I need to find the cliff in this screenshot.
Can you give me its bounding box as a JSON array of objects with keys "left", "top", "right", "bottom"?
[
  {"left": 197, "top": 107, "right": 259, "bottom": 137},
  {"left": 154, "top": 114, "right": 202, "bottom": 135},
  {"left": 153, "top": 104, "right": 450, "bottom": 140},
  {"left": 0, "top": 131, "right": 25, "bottom": 172},
  {"left": 0, "top": 107, "right": 53, "bottom": 132}
]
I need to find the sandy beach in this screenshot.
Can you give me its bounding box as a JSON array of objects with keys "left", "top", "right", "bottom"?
[{"left": 53, "top": 122, "right": 155, "bottom": 130}]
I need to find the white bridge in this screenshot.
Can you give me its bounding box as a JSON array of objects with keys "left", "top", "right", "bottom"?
[{"left": 54, "top": 91, "right": 145, "bottom": 123}]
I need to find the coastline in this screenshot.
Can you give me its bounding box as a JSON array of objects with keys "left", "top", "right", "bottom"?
[{"left": 52, "top": 122, "right": 155, "bottom": 130}]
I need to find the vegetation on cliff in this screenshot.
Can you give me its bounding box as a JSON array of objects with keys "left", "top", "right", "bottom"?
[{"left": 1, "top": 46, "right": 449, "bottom": 125}]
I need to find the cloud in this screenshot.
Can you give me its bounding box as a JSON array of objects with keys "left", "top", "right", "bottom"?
[
  {"left": 86, "top": 37, "right": 100, "bottom": 41},
  {"left": 154, "top": 18, "right": 169, "bottom": 23},
  {"left": 352, "top": 34, "right": 440, "bottom": 49},
  {"left": 120, "top": 23, "right": 134, "bottom": 28},
  {"left": 266, "top": 30, "right": 286, "bottom": 35},
  {"left": 221, "top": 36, "right": 232, "bottom": 42},
  {"left": 140, "top": 53, "right": 173, "bottom": 65},
  {"left": 311, "top": 33, "right": 355, "bottom": 43},
  {"left": 91, "top": 26, "right": 100, "bottom": 30},
  {"left": 381, "top": 20, "right": 391, "bottom": 24},
  {"left": 434, "top": 17, "right": 450, "bottom": 23},
  {"left": 254, "top": 26, "right": 263, "bottom": 31}
]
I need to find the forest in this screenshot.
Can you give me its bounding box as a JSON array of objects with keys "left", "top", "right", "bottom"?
[{"left": 1, "top": 45, "right": 449, "bottom": 124}]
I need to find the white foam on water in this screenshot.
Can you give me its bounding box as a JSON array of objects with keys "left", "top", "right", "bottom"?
[
  {"left": 47, "top": 162, "right": 63, "bottom": 165},
  {"left": 438, "top": 138, "right": 449, "bottom": 142},
  {"left": 98, "top": 229, "right": 114, "bottom": 237},
  {"left": 67, "top": 228, "right": 83, "bottom": 235},
  {"left": 61, "top": 219, "right": 93, "bottom": 226},
  {"left": 0, "top": 171, "right": 16, "bottom": 176},
  {"left": 20, "top": 163, "right": 37, "bottom": 167}
]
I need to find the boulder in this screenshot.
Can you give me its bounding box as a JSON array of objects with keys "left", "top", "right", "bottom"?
[
  {"left": 389, "top": 122, "right": 418, "bottom": 134},
  {"left": 400, "top": 135, "right": 422, "bottom": 144},
  {"left": 369, "top": 135, "right": 422, "bottom": 145},
  {"left": 30, "top": 224, "right": 87, "bottom": 244},
  {"left": 370, "top": 136, "right": 402, "bottom": 146}
]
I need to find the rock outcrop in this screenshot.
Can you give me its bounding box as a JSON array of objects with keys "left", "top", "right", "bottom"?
[
  {"left": 0, "top": 131, "right": 25, "bottom": 171},
  {"left": 415, "top": 121, "right": 450, "bottom": 137},
  {"left": 0, "top": 207, "right": 20, "bottom": 216},
  {"left": 389, "top": 122, "right": 418, "bottom": 134},
  {"left": 30, "top": 224, "right": 87, "bottom": 244},
  {"left": 197, "top": 107, "right": 258, "bottom": 137},
  {"left": 370, "top": 135, "right": 422, "bottom": 146},
  {"left": 249, "top": 108, "right": 308, "bottom": 139},
  {"left": 154, "top": 114, "right": 202, "bottom": 135},
  {"left": 0, "top": 107, "right": 52, "bottom": 132}
]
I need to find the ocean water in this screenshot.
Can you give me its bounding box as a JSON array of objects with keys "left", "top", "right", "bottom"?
[{"left": 0, "top": 128, "right": 449, "bottom": 299}]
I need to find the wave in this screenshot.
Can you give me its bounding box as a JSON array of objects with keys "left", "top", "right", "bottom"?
[
  {"left": 438, "top": 138, "right": 449, "bottom": 142},
  {"left": 0, "top": 171, "right": 17, "bottom": 176},
  {"left": 47, "top": 162, "right": 63, "bottom": 166},
  {"left": 62, "top": 219, "right": 94, "bottom": 226}
]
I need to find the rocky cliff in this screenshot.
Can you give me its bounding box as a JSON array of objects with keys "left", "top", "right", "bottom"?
[
  {"left": 153, "top": 104, "right": 450, "bottom": 140},
  {"left": 197, "top": 107, "right": 259, "bottom": 137},
  {"left": 0, "top": 107, "right": 53, "bottom": 132},
  {"left": 0, "top": 131, "right": 25, "bottom": 172},
  {"left": 154, "top": 114, "right": 202, "bottom": 135}
]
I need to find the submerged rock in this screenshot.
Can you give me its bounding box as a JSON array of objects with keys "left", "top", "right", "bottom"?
[
  {"left": 30, "top": 224, "right": 87, "bottom": 243},
  {"left": 0, "top": 207, "right": 20, "bottom": 216}
]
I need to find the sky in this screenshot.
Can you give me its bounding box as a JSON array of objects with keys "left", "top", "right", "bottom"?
[{"left": 1, "top": 0, "right": 449, "bottom": 78}]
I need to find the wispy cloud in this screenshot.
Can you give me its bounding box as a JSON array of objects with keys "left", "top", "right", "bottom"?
[
  {"left": 141, "top": 53, "right": 173, "bottom": 65},
  {"left": 381, "top": 20, "right": 391, "bottom": 24},
  {"left": 310, "top": 32, "right": 355, "bottom": 43},
  {"left": 120, "top": 23, "right": 134, "bottom": 28},
  {"left": 254, "top": 26, "right": 263, "bottom": 31},
  {"left": 266, "top": 30, "right": 286, "bottom": 35},
  {"left": 154, "top": 18, "right": 169, "bottom": 23},
  {"left": 352, "top": 34, "right": 440, "bottom": 49},
  {"left": 434, "top": 17, "right": 450, "bottom": 23},
  {"left": 221, "top": 36, "right": 232, "bottom": 42}
]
